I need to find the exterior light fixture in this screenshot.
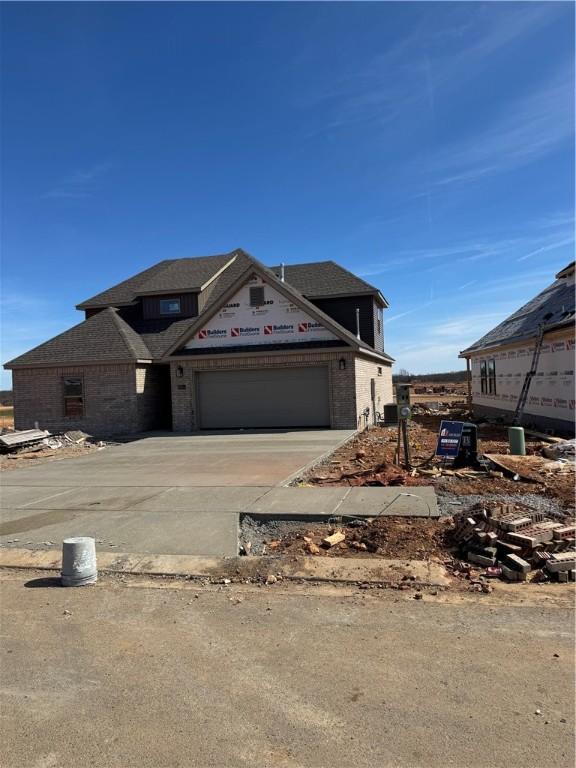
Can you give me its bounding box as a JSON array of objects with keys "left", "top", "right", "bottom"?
[
  {"left": 176, "top": 365, "right": 184, "bottom": 378},
  {"left": 338, "top": 358, "right": 346, "bottom": 370}
]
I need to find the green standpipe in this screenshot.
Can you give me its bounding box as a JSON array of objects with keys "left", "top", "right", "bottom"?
[{"left": 508, "top": 426, "right": 526, "bottom": 456}]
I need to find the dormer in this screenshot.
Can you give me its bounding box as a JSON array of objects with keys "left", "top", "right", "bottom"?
[{"left": 76, "top": 251, "right": 239, "bottom": 321}]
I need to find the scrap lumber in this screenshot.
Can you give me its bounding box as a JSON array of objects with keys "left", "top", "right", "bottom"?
[
  {"left": 322, "top": 531, "right": 346, "bottom": 548},
  {"left": 0, "top": 429, "right": 51, "bottom": 453},
  {"left": 524, "top": 430, "right": 565, "bottom": 444},
  {"left": 483, "top": 454, "right": 547, "bottom": 483}
]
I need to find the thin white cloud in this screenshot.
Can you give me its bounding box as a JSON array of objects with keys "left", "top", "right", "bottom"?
[
  {"left": 386, "top": 300, "right": 434, "bottom": 324},
  {"left": 358, "top": 212, "right": 574, "bottom": 280},
  {"left": 42, "top": 163, "right": 111, "bottom": 200},
  {"left": 516, "top": 237, "right": 575, "bottom": 262},
  {"left": 300, "top": 3, "right": 563, "bottom": 136},
  {"left": 431, "top": 71, "right": 573, "bottom": 187}
]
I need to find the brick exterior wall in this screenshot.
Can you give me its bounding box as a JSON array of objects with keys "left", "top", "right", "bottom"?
[
  {"left": 354, "top": 357, "right": 393, "bottom": 429},
  {"left": 170, "top": 350, "right": 393, "bottom": 432},
  {"left": 11, "top": 355, "right": 393, "bottom": 436},
  {"left": 12, "top": 364, "right": 142, "bottom": 437}
]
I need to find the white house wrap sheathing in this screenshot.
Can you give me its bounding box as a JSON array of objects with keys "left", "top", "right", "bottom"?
[
  {"left": 470, "top": 335, "right": 575, "bottom": 423},
  {"left": 185, "top": 275, "right": 338, "bottom": 349}
]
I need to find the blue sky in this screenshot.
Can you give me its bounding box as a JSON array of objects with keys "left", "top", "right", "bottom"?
[{"left": 1, "top": 1, "right": 574, "bottom": 387}]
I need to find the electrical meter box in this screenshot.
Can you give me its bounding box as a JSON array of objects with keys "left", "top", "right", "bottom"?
[
  {"left": 395, "top": 384, "right": 411, "bottom": 406},
  {"left": 395, "top": 384, "right": 412, "bottom": 420}
]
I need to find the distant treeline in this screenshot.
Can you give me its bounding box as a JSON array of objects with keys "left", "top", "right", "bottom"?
[
  {"left": 0, "top": 390, "right": 13, "bottom": 406},
  {"left": 392, "top": 371, "right": 467, "bottom": 384}
]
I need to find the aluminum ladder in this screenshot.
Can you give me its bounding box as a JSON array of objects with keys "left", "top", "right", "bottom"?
[{"left": 512, "top": 326, "right": 545, "bottom": 426}]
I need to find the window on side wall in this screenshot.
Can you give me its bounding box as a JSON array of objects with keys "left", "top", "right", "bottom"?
[
  {"left": 160, "top": 298, "right": 181, "bottom": 315},
  {"left": 488, "top": 359, "right": 496, "bottom": 394},
  {"left": 480, "top": 361, "right": 487, "bottom": 394},
  {"left": 63, "top": 376, "right": 84, "bottom": 417},
  {"left": 377, "top": 308, "right": 383, "bottom": 335}
]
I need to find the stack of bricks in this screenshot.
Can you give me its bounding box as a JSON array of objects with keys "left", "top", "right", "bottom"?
[{"left": 451, "top": 503, "right": 576, "bottom": 582}]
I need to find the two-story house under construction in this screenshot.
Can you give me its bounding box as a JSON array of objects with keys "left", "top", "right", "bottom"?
[{"left": 5, "top": 249, "right": 394, "bottom": 435}]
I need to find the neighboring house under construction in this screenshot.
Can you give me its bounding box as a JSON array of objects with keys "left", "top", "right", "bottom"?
[{"left": 459, "top": 262, "right": 575, "bottom": 435}]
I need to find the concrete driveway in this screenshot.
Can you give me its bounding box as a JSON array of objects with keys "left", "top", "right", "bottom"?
[{"left": 0, "top": 430, "right": 354, "bottom": 557}]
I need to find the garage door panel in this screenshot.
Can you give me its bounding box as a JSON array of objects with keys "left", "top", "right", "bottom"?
[{"left": 198, "top": 368, "right": 330, "bottom": 429}]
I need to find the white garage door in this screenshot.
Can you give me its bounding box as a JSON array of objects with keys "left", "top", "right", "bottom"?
[{"left": 197, "top": 367, "right": 330, "bottom": 429}]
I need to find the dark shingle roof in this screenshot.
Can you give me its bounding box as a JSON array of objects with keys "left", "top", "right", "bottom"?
[
  {"left": 77, "top": 252, "right": 237, "bottom": 309},
  {"left": 461, "top": 273, "right": 575, "bottom": 355},
  {"left": 269, "top": 261, "right": 387, "bottom": 304},
  {"left": 6, "top": 308, "right": 151, "bottom": 367},
  {"left": 127, "top": 251, "right": 257, "bottom": 358},
  {"left": 163, "top": 252, "right": 394, "bottom": 362},
  {"left": 8, "top": 250, "right": 394, "bottom": 368}
]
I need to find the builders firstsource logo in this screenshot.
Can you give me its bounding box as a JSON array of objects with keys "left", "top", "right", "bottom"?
[
  {"left": 298, "top": 321, "right": 325, "bottom": 333},
  {"left": 231, "top": 327, "right": 260, "bottom": 337},
  {"left": 198, "top": 329, "right": 227, "bottom": 339},
  {"left": 264, "top": 324, "right": 294, "bottom": 335}
]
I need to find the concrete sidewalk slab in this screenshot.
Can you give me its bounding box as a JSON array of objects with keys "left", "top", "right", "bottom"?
[
  {"left": 0, "top": 509, "right": 238, "bottom": 556},
  {"left": 243, "top": 486, "right": 438, "bottom": 518},
  {"left": 339, "top": 487, "right": 438, "bottom": 518},
  {"left": 0, "top": 547, "right": 451, "bottom": 587},
  {"left": 247, "top": 487, "right": 349, "bottom": 516}
]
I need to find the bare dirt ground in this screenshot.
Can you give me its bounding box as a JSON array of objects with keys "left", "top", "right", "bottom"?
[
  {"left": 257, "top": 517, "right": 452, "bottom": 560},
  {"left": 301, "top": 415, "right": 575, "bottom": 511},
  {"left": 0, "top": 406, "right": 14, "bottom": 430},
  {"left": 1, "top": 569, "right": 573, "bottom": 768},
  {"left": 408, "top": 382, "right": 468, "bottom": 404}
]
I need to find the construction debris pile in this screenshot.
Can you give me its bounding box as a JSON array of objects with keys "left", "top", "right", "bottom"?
[
  {"left": 449, "top": 503, "right": 576, "bottom": 583},
  {"left": 302, "top": 423, "right": 575, "bottom": 510},
  {"left": 0, "top": 428, "right": 106, "bottom": 470},
  {"left": 410, "top": 401, "right": 468, "bottom": 417}
]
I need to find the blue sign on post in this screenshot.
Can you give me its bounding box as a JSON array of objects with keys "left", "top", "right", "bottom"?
[{"left": 435, "top": 420, "right": 465, "bottom": 459}]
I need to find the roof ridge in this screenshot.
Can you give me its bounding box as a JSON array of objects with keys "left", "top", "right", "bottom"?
[
  {"left": 108, "top": 308, "right": 151, "bottom": 359},
  {"left": 324, "top": 260, "right": 381, "bottom": 293}
]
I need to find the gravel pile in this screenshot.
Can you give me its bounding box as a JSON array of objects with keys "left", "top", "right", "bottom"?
[{"left": 437, "top": 491, "right": 569, "bottom": 520}]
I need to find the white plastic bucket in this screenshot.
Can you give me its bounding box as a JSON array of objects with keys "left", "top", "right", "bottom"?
[{"left": 61, "top": 537, "right": 98, "bottom": 587}]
